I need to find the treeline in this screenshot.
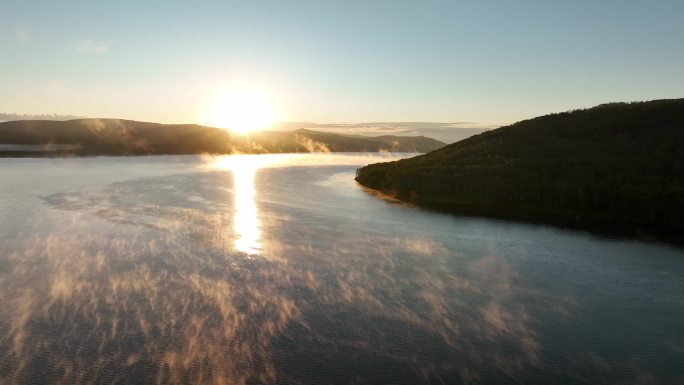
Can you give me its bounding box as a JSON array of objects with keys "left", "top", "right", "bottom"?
[
  {"left": 356, "top": 98, "right": 684, "bottom": 235},
  {"left": 0, "top": 119, "right": 445, "bottom": 156}
]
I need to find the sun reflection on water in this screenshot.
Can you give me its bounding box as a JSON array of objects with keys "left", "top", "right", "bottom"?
[
  {"left": 233, "top": 164, "right": 261, "bottom": 254},
  {"left": 208, "top": 154, "right": 266, "bottom": 254},
  {"left": 206, "top": 153, "right": 416, "bottom": 256}
]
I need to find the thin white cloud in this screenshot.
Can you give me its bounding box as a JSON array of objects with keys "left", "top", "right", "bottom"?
[
  {"left": 75, "top": 39, "right": 107, "bottom": 53},
  {"left": 14, "top": 29, "right": 29, "bottom": 41}
]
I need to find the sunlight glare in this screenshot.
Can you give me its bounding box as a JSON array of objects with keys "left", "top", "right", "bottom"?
[
  {"left": 202, "top": 89, "right": 277, "bottom": 134},
  {"left": 205, "top": 154, "right": 264, "bottom": 254},
  {"left": 204, "top": 152, "right": 414, "bottom": 256},
  {"left": 233, "top": 165, "right": 261, "bottom": 254}
]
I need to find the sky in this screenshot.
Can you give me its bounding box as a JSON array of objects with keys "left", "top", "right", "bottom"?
[{"left": 2, "top": 0, "right": 683, "bottom": 130}]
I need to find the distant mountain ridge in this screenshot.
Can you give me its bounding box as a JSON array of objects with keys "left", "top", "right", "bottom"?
[
  {"left": 0, "top": 119, "right": 445, "bottom": 156},
  {"left": 272, "top": 121, "right": 490, "bottom": 143},
  {"left": 356, "top": 98, "right": 684, "bottom": 237},
  {"left": 0, "top": 113, "right": 84, "bottom": 122}
]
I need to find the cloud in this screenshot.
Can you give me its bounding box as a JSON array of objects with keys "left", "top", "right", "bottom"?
[
  {"left": 75, "top": 39, "right": 107, "bottom": 53},
  {"left": 14, "top": 29, "right": 29, "bottom": 41}
]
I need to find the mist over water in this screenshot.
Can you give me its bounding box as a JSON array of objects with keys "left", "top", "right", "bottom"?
[{"left": 0, "top": 154, "right": 682, "bottom": 384}]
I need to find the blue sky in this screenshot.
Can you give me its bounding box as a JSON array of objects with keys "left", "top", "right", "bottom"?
[{"left": 2, "top": 0, "right": 683, "bottom": 127}]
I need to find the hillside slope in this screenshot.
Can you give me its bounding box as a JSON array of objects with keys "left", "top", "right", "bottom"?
[
  {"left": 0, "top": 119, "right": 445, "bottom": 156},
  {"left": 356, "top": 99, "right": 684, "bottom": 235}
]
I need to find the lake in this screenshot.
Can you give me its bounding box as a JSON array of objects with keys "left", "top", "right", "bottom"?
[{"left": 0, "top": 153, "right": 682, "bottom": 384}]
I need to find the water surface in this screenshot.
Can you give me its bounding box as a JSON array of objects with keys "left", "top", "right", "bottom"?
[{"left": 0, "top": 154, "right": 682, "bottom": 384}]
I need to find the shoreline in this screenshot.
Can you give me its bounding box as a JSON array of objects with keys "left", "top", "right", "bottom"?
[{"left": 354, "top": 178, "right": 684, "bottom": 248}]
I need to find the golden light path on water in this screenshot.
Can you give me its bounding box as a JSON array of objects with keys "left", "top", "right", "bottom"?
[
  {"left": 208, "top": 154, "right": 273, "bottom": 255},
  {"left": 208, "top": 153, "right": 413, "bottom": 255},
  {"left": 232, "top": 164, "right": 261, "bottom": 254}
]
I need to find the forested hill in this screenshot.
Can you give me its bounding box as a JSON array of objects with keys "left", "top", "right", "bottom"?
[
  {"left": 356, "top": 98, "right": 684, "bottom": 236},
  {"left": 0, "top": 119, "right": 445, "bottom": 156}
]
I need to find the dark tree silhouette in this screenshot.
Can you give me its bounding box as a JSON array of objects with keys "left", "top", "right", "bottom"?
[{"left": 356, "top": 99, "right": 684, "bottom": 236}]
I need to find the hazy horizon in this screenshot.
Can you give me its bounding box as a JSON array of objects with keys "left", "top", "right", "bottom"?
[{"left": 0, "top": 113, "right": 492, "bottom": 143}]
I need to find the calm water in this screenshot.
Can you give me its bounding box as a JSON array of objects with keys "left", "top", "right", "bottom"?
[{"left": 0, "top": 154, "right": 682, "bottom": 385}]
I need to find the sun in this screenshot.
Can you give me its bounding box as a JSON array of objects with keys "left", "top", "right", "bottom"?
[{"left": 201, "top": 88, "right": 277, "bottom": 134}]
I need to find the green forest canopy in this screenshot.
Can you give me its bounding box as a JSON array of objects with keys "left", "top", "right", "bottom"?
[{"left": 356, "top": 99, "right": 684, "bottom": 235}]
